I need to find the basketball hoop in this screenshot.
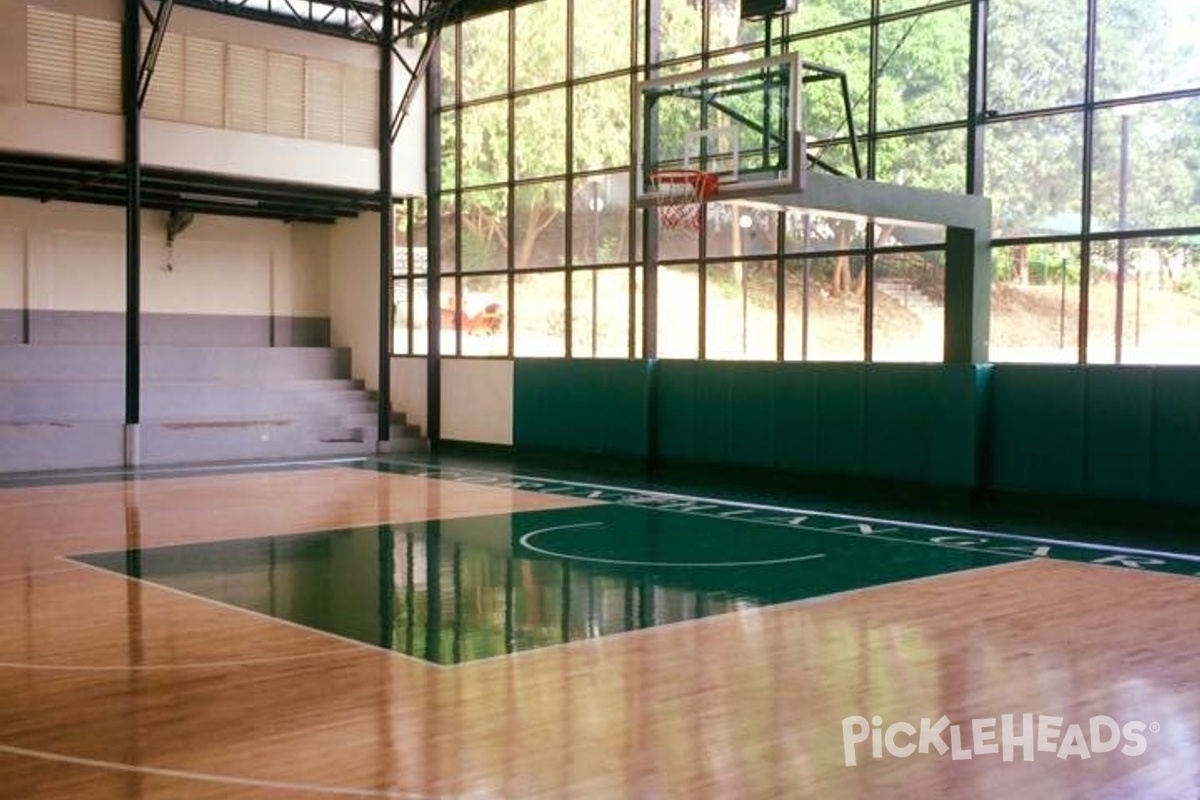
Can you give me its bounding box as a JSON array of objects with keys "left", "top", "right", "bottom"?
[{"left": 649, "top": 169, "right": 719, "bottom": 230}]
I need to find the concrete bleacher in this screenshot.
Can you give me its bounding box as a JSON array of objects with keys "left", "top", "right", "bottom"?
[{"left": 0, "top": 343, "right": 423, "bottom": 472}]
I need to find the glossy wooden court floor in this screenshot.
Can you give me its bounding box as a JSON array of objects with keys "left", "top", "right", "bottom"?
[{"left": 1, "top": 460, "right": 1198, "bottom": 799}]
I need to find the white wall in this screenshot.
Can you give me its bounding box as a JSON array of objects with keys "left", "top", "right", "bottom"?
[
  {"left": 329, "top": 211, "right": 380, "bottom": 390},
  {"left": 391, "top": 356, "right": 427, "bottom": 433},
  {"left": 387, "top": 357, "right": 518, "bottom": 444},
  {"left": 288, "top": 223, "right": 332, "bottom": 319},
  {"left": 141, "top": 121, "right": 386, "bottom": 192},
  {"left": 0, "top": 226, "right": 25, "bottom": 310},
  {"left": 0, "top": 196, "right": 329, "bottom": 318},
  {"left": 442, "top": 359, "right": 514, "bottom": 445},
  {"left": 0, "top": 1, "right": 425, "bottom": 195}
]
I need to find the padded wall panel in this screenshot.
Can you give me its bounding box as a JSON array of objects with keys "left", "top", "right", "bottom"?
[
  {"left": 864, "top": 365, "right": 932, "bottom": 481},
  {"left": 655, "top": 360, "right": 698, "bottom": 462},
  {"left": 929, "top": 364, "right": 991, "bottom": 487},
  {"left": 1084, "top": 367, "right": 1154, "bottom": 500},
  {"left": 656, "top": 361, "right": 778, "bottom": 468},
  {"left": 863, "top": 365, "right": 986, "bottom": 487},
  {"left": 990, "top": 366, "right": 1086, "bottom": 494},
  {"left": 813, "top": 365, "right": 866, "bottom": 475},
  {"left": 726, "top": 363, "right": 777, "bottom": 469},
  {"left": 691, "top": 364, "right": 733, "bottom": 464},
  {"left": 654, "top": 362, "right": 985, "bottom": 486},
  {"left": 1151, "top": 368, "right": 1200, "bottom": 506},
  {"left": 513, "top": 359, "right": 652, "bottom": 458},
  {"left": 603, "top": 360, "right": 654, "bottom": 457},
  {"left": 772, "top": 365, "right": 819, "bottom": 473}
]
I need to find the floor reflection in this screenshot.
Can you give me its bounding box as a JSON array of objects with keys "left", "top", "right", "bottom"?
[{"left": 74, "top": 504, "right": 1011, "bottom": 665}]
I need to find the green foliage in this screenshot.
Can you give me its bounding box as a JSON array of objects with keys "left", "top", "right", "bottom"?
[
  {"left": 1177, "top": 268, "right": 1200, "bottom": 301},
  {"left": 986, "top": 0, "right": 1200, "bottom": 236},
  {"left": 441, "top": 0, "right": 1199, "bottom": 288}
]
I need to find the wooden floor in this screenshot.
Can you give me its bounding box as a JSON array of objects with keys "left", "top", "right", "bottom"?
[{"left": 1, "top": 463, "right": 1198, "bottom": 799}]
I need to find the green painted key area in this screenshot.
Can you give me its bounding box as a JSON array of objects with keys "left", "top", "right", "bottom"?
[{"left": 75, "top": 503, "right": 1019, "bottom": 666}]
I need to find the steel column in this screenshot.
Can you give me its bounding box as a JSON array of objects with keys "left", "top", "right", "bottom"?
[
  {"left": 966, "top": 0, "right": 987, "bottom": 195},
  {"left": 425, "top": 29, "right": 443, "bottom": 446},
  {"left": 137, "top": 0, "right": 176, "bottom": 108},
  {"left": 123, "top": 0, "right": 141, "bottom": 433},
  {"left": 378, "top": 0, "right": 395, "bottom": 445}
]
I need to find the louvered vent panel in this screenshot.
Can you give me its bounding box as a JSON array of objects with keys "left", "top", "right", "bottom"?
[
  {"left": 266, "top": 51, "right": 304, "bottom": 138},
  {"left": 27, "top": 7, "right": 74, "bottom": 108},
  {"left": 342, "top": 66, "right": 377, "bottom": 147},
  {"left": 74, "top": 17, "right": 121, "bottom": 113},
  {"left": 304, "top": 59, "right": 342, "bottom": 143},
  {"left": 183, "top": 37, "right": 224, "bottom": 127},
  {"left": 226, "top": 44, "right": 268, "bottom": 133},
  {"left": 142, "top": 30, "right": 184, "bottom": 121}
]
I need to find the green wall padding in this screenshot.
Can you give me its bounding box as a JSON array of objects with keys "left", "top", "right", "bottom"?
[
  {"left": 728, "top": 363, "right": 779, "bottom": 469},
  {"left": 863, "top": 364, "right": 985, "bottom": 487},
  {"left": 655, "top": 362, "right": 984, "bottom": 487},
  {"left": 513, "top": 359, "right": 652, "bottom": 457},
  {"left": 656, "top": 360, "right": 699, "bottom": 462},
  {"left": 772, "top": 366, "right": 819, "bottom": 473},
  {"left": 931, "top": 364, "right": 992, "bottom": 486},
  {"left": 864, "top": 365, "right": 932, "bottom": 480},
  {"left": 603, "top": 359, "right": 655, "bottom": 456},
  {"left": 512, "top": 357, "right": 1200, "bottom": 507},
  {"left": 1151, "top": 368, "right": 1200, "bottom": 505},
  {"left": 989, "top": 365, "right": 1200, "bottom": 505},
  {"left": 990, "top": 366, "right": 1087, "bottom": 494},
  {"left": 1084, "top": 367, "right": 1154, "bottom": 500}
]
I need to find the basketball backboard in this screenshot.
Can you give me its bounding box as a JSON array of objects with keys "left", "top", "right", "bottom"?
[{"left": 635, "top": 52, "right": 803, "bottom": 205}]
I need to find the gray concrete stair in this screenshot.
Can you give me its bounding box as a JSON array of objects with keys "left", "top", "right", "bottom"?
[{"left": 0, "top": 344, "right": 425, "bottom": 471}]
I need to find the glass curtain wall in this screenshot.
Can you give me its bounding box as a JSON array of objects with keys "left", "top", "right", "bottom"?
[
  {"left": 986, "top": 0, "right": 1200, "bottom": 364},
  {"left": 396, "top": 0, "right": 1200, "bottom": 365}
]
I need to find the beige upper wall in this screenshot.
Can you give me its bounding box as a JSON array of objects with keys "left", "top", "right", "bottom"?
[
  {"left": 0, "top": 227, "right": 23, "bottom": 310},
  {"left": 289, "top": 223, "right": 332, "bottom": 318},
  {"left": 0, "top": 0, "right": 30, "bottom": 106},
  {"left": 0, "top": 196, "right": 330, "bottom": 317},
  {"left": 166, "top": 5, "right": 378, "bottom": 67},
  {"left": 140, "top": 121, "right": 388, "bottom": 192},
  {"left": 0, "top": 1, "right": 425, "bottom": 194},
  {"left": 329, "top": 211, "right": 380, "bottom": 390},
  {"left": 0, "top": 0, "right": 376, "bottom": 76},
  {"left": 391, "top": 357, "right": 428, "bottom": 433}
]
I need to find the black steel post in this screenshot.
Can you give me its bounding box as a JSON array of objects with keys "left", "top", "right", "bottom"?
[
  {"left": 377, "top": 525, "right": 395, "bottom": 649},
  {"left": 1115, "top": 112, "right": 1130, "bottom": 363},
  {"left": 1078, "top": 0, "right": 1098, "bottom": 364},
  {"left": 642, "top": 0, "right": 662, "bottom": 359},
  {"left": 426, "top": 26, "right": 443, "bottom": 445},
  {"left": 378, "top": 0, "right": 395, "bottom": 445},
  {"left": 123, "top": 0, "right": 141, "bottom": 432},
  {"left": 966, "top": 0, "right": 988, "bottom": 195}
]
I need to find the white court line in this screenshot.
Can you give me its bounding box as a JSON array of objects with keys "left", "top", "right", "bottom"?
[
  {"left": 378, "top": 458, "right": 1200, "bottom": 565},
  {"left": 519, "top": 522, "right": 827, "bottom": 568},
  {"left": 0, "top": 743, "right": 446, "bottom": 799},
  {"left": 0, "top": 566, "right": 86, "bottom": 585},
  {"left": 67, "top": 559, "right": 447, "bottom": 670},
  {"left": 0, "top": 457, "right": 365, "bottom": 486},
  {"left": 379, "top": 464, "right": 1035, "bottom": 562},
  {"left": 0, "top": 563, "right": 366, "bottom": 672},
  {"left": 0, "top": 648, "right": 366, "bottom": 673}
]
